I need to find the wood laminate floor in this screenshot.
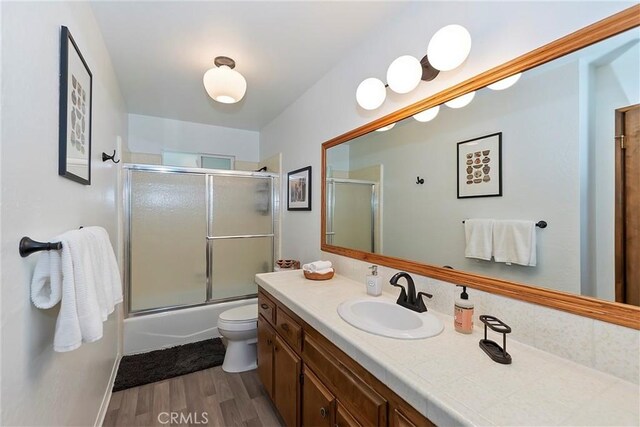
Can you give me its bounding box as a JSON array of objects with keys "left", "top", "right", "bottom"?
[{"left": 103, "top": 367, "right": 284, "bottom": 427}]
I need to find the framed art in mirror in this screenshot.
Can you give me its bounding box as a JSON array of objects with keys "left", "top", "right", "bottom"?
[
  {"left": 59, "top": 26, "right": 92, "bottom": 185},
  {"left": 457, "top": 132, "right": 502, "bottom": 198},
  {"left": 288, "top": 166, "right": 312, "bottom": 211}
]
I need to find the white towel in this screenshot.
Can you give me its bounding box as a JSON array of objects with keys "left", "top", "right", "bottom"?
[
  {"left": 85, "top": 226, "right": 123, "bottom": 319},
  {"left": 302, "top": 261, "right": 333, "bottom": 272},
  {"left": 493, "top": 220, "right": 537, "bottom": 266},
  {"left": 31, "top": 227, "right": 123, "bottom": 352},
  {"left": 311, "top": 268, "right": 334, "bottom": 275},
  {"left": 464, "top": 219, "right": 494, "bottom": 261},
  {"left": 52, "top": 230, "right": 96, "bottom": 352},
  {"left": 31, "top": 248, "right": 63, "bottom": 309}
]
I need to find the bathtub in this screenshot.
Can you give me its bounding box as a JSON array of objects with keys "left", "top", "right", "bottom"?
[{"left": 123, "top": 298, "right": 257, "bottom": 355}]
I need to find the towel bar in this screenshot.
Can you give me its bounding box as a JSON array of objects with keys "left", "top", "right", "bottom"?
[
  {"left": 19, "top": 237, "right": 62, "bottom": 258},
  {"left": 462, "top": 220, "right": 547, "bottom": 229}
]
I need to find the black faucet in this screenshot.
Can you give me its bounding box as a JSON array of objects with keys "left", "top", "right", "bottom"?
[{"left": 389, "top": 272, "right": 433, "bottom": 313}]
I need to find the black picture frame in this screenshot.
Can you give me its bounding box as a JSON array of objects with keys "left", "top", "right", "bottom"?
[
  {"left": 287, "top": 166, "right": 312, "bottom": 211},
  {"left": 457, "top": 132, "right": 502, "bottom": 198},
  {"left": 59, "top": 26, "right": 92, "bottom": 185}
]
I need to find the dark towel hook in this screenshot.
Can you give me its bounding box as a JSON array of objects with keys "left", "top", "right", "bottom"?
[
  {"left": 416, "top": 176, "right": 424, "bottom": 185},
  {"left": 102, "top": 150, "right": 120, "bottom": 164}
]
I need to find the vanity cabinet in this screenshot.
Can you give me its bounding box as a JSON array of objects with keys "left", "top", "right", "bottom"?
[
  {"left": 257, "top": 316, "right": 275, "bottom": 399},
  {"left": 273, "top": 335, "right": 301, "bottom": 427},
  {"left": 302, "top": 366, "right": 335, "bottom": 427},
  {"left": 257, "top": 288, "right": 435, "bottom": 427}
]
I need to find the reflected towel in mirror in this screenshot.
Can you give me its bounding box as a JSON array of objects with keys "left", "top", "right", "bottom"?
[
  {"left": 464, "top": 219, "right": 494, "bottom": 261},
  {"left": 493, "top": 220, "right": 537, "bottom": 266}
]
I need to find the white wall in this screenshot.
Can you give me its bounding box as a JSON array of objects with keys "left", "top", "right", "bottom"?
[
  {"left": 1, "top": 2, "right": 127, "bottom": 426},
  {"left": 128, "top": 113, "right": 260, "bottom": 162},
  {"left": 259, "top": 1, "right": 634, "bottom": 264},
  {"left": 343, "top": 61, "right": 581, "bottom": 294}
]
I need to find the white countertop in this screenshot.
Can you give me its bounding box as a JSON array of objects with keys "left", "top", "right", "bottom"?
[{"left": 256, "top": 270, "right": 640, "bottom": 427}]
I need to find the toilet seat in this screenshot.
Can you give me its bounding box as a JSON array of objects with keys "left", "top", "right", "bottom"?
[{"left": 218, "top": 304, "right": 258, "bottom": 332}]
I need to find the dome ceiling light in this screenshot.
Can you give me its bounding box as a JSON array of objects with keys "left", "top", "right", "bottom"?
[
  {"left": 356, "top": 25, "right": 472, "bottom": 110},
  {"left": 203, "top": 56, "right": 247, "bottom": 104}
]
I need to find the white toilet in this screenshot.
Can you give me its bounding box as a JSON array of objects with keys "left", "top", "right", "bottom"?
[{"left": 217, "top": 303, "right": 259, "bottom": 373}]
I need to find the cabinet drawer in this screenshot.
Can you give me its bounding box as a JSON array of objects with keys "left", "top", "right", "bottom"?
[
  {"left": 276, "top": 308, "right": 302, "bottom": 351},
  {"left": 258, "top": 292, "right": 276, "bottom": 326},
  {"left": 303, "top": 335, "right": 387, "bottom": 427}
]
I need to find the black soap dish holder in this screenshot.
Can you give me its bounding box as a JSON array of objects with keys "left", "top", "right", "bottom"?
[{"left": 479, "top": 315, "right": 512, "bottom": 364}]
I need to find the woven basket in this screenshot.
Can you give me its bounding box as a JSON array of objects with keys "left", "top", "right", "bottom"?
[{"left": 303, "top": 270, "right": 334, "bottom": 281}]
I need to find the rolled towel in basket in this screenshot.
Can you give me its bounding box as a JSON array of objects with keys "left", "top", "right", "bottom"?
[
  {"left": 302, "top": 260, "right": 333, "bottom": 272},
  {"left": 312, "top": 268, "right": 334, "bottom": 275}
]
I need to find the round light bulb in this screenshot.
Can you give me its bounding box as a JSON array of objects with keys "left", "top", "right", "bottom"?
[
  {"left": 203, "top": 65, "right": 247, "bottom": 104},
  {"left": 375, "top": 123, "right": 396, "bottom": 132},
  {"left": 444, "top": 91, "right": 475, "bottom": 109},
  {"left": 386, "top": 55, "right": 422, "bottom": 94},
  {"left": 356, "top": 78, "right": 386, "bottom": 110},
  {"left": 413, "top": 106, "right": 440, "bottom": 122},
  {"left": 427, "top": 25, "right": 472, "bottom": 71},
  {"left": 488, "top": 73, "right": 522, "bottom": 90}
]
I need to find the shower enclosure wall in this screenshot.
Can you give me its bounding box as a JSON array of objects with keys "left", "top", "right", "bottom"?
[{"left": 123, "top": 165, "right": 278, "bottom": 353}]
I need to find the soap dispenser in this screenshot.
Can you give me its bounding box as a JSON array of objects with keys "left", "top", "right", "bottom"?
[
  {"left": 366, "top": 265, "right": 382, "bottom": 296},
  {"left": 454, "top": 286, "right": 474, "bottom": 334}
]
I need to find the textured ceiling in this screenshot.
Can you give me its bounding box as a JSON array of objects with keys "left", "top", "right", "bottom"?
[{"left": 91, "top": 1, "right": 409, "bottom": 130}]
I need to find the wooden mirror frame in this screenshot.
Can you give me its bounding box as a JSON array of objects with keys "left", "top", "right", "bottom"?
[{"left": 321, "top": 5, "right": 640, "bottom": 329}]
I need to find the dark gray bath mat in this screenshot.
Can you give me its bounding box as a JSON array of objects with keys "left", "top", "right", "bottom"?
[{"left": 113, "top": 338, "right": 226, "bottom": 392}]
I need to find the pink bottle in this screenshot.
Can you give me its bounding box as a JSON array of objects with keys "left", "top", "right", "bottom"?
[{"left": 454, "top": 286, "right": 474, "bottom": 334}]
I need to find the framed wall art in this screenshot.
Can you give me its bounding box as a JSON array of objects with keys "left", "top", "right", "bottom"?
[
  {"left": 287, "top": 166, "right": 312, "bottom": 211},
  {"left": 59, "top": 26, "right": 92, "bottom": 185},
  {"left": 457, "top": 132, "right": 502, "bottom": 198}
]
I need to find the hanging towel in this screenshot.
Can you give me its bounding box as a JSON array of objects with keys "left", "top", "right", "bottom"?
[
  {"left": 464, "top": 219, "right": 494, "bottom": 261},
  {"left": 31, "top": 247, "right": 63, "bottom": 309},
  {"left": 49, "top": 229, "right": 98, "bottom": 352},
  {"left": 493, "top": 220, "right": 537, "bottom": 266},
  {"left": 302, "top": 261, "right": 333, "bottom": 272},
  {"left": 85, "top": 226, "right": 123, "bottom": 320}
]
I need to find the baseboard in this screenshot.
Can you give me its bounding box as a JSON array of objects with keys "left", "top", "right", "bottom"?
[{"left": 94, "top": 352, "right": 122, "bottom": 427}]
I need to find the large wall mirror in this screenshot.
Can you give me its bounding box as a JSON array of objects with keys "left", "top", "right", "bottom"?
[{"left": 322, "top": 6, "right": 640, "bottom": 329}]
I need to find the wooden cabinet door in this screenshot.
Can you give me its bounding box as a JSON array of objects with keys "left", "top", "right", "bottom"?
[
  {"left": 274, "top": 335, "right": 301, "bottom": 427},
  {"left": 302, "top": 366, "right": 335, "bottom": 427},
  {"left": 257, "top": 316, "right": 275, "bottom": 399},
  {"left": 392, "top": 409, "right": 417, "bottom": 427},
  {"left": 336, "top": 402, "right": 362, "bottom": 427}
]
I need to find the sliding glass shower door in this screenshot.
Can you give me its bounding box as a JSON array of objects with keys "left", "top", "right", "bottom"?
[
  {"left": 207, "top": 174, "right": 274, "bottom": 301},
  {"left": 126, "top": 166, "right": 275, "bottom": 315}
]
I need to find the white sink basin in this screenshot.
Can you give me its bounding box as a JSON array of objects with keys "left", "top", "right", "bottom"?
[{"left": 337, "top": 297, "right": 444, "bottom": 339}]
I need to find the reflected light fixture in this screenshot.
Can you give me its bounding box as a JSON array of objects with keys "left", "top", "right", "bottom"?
[
  {"left": 488, "top": 73, "right": 522, "bottom": 90},
  {"left": 413, "top": 106, "right": 440, "bottom": 122},
  {"left": 445, "top": 91, "right": 476, "bottom": 108},
  {"left": 427, "top": 24, "right": 472, "bottom": 71},
  {"left": 203, "top": 56, "right": 247, "bottom": 104},
  {"left": 356, "top": 78, "right": 387, "bottom": 110},
  {"left": 375, "top": 123, "right": 396, "bottom": 132},
  {"left": 356, "top": 24, "right": 471, "bottom": 110},
  {"left": 387, "top": 55, "right": 423, "bottom": 94}
]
